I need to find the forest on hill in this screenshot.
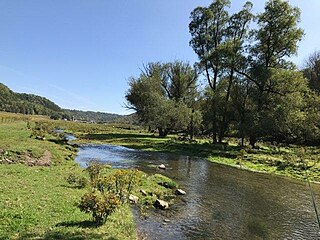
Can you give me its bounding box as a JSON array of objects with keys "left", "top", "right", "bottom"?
[{"left": 0, "top": 82, "right": 126, "bottom": 123}]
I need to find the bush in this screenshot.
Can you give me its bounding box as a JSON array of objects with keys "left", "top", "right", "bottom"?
[
  {"left": 66, "top": 173, "right": 87, "bottom": 188},
  {"left": 86, "top": 161, "right": 111, "bottom": 185},
  {"left": 78, "top": 192, "right": 120, "bottom": 224},
  {"left": 78, "top": 166, "right": 142, "bottom": 223}
]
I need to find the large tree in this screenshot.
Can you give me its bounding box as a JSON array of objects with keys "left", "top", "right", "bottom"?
[
  {"left": 190, "top": 1, "right": 253, "bottom": 143},
  {"left": 125, "top": 61, "right": 201, "bottom": 137},
  {"left": 303, "top": 50, "right": 320, "bottom": 92},
  {"left": 190, "top": 0, "right": 305, "bottom": 146}
]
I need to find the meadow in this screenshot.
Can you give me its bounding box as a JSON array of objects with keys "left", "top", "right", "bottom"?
[{"left": 1, "top": 111, "right": 320, "bottom": 239}]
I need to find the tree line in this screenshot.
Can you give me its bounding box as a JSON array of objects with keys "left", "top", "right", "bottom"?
[{"left": 126, "top": 0, "right": 320, "bottom": 147}]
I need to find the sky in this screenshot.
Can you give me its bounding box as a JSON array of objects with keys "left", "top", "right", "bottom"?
[{"left": 0, "top": 0, "right": 319, "bottom": 115}]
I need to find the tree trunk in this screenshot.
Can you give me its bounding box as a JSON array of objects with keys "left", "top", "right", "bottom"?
[
  {"left": 158, "top": 127, "right": 168, "bottom": 137},
  {"left": 249, "top": 136, "right": 257, "bottom": 148}
]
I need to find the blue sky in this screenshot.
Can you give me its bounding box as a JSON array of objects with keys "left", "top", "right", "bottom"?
[{"left": 0, "top": 0, "right": 319, "bottom": 115}]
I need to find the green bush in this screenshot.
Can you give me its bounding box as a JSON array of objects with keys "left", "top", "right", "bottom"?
[
  {"left": 78, "top": 191, "right": 120, "bottom": 224},
  {"left": 66, "top": 173, "right": 87, "bottom": 188},
  {"left": 78, "top": 166, "right": 142, "bottom": 224}
]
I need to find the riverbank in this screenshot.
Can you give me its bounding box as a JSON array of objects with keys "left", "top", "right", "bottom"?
[
  {"left": 0, "top": 118, "right": 138, "bottom": 239},
  {"left": 71, "top": 128, "right": 320, "bottom": 183},
  {"left": 0, "top": 116, "right": 179, "bottom": 239}
]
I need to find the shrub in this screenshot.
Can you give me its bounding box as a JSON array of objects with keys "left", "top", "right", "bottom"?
[
  {"left": 78, "top": 167, "right": 142, "bottom": 223},
  {"left": 66, "top": 173, "right": 87, "bottom": 188},
  {"left": 78, "top": 191, "right": 120, "bottom": 224}
]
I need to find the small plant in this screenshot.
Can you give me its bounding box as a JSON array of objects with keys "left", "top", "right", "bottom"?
[
  {"left": 86, "top": 161, "right": 111, "bottom": 185},
  {"left": 237, "top": 149, "right": 246, "bottom": 169},
  {"left": 78, "top": 166, "right": 142, "bottom": 224},
  {"left": 66, "top": 173, "right": 87, "bottom": 188},
  {"left": 78, "top": 191, "right": 120, "bottom": 224},
  {"left": 30, "top": 121, "right": 52, "bottom": 140}
]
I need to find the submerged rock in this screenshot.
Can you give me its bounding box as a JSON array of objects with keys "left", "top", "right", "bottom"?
[
  {"left": 129, "top": 194, "right": 139, "bottom": 204},
  {"left": 154, "top": 199, "right": 169, "bottom": 210},
  {"left": 175, "top": 189, "right": 186, "bottom": 195},
  {"left": 158, "top": 164, "right": 166, "bottom": 170}
]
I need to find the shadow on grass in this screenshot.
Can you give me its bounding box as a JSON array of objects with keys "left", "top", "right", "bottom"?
[
  {"left": 84, "top": 132, "right": 241, "bottom": 159},
  {"left": 60, "top": 184, "right": 85, "bottom": 189},
  {"left": 17, "top": 230, "right": 113, "bottom": 240},
  {"left": 48, "top": 139, "right": 68, "bottom": 145},
  {"left": 56, "top": 220, "right": 101, "bottom": 228},
  {"left": 85, "top": 133, "right": 160, "bottom": 141}
]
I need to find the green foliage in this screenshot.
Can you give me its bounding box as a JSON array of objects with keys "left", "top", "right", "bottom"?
[
  {"left": 126, "top": 61, "right": 200, "bottom": 137},
  {"left": 30, "top": 121, "right": 53, "bottom": 139},
  {"left": 0, "top": 82, "right": 66, "bottom": 119},
  {"left": 78, "top": 192, "right": 121, "bottom": 224},
  {"left": 79, "top": 163, "right": 142, "bottom": 224},
  {"left": 66, "top": 173, "right": 87, "bottom": 188}
]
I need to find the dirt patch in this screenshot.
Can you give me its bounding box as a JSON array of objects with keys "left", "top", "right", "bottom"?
[{"left": 25, "top": 150, "right": 52, "bottom": 166}]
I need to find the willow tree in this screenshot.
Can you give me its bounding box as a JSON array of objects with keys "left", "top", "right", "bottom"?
[
  {"left": 189, "top": 0, "right": 253, "bottom": 143},
  {"left": 125, "top": 61, "right": 201, "bottom": 137},
  {"left": 237, "top": 0, "right": 304, "bottom": 146}
]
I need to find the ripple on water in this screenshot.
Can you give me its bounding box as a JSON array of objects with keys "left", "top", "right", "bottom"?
[{"left": 75, "top": 144, "right": 320, "bottom": 239}]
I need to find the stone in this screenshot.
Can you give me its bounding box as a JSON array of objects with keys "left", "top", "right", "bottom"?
[
  {"left": 129, "top": 194, "right": 139, "bottom": 204},
  {"left": 154, "top": 199, "right": 169, "bottom": 210},
  {"left": 175, "top": 189, "right": 186, "bottom": 195},
  {"left": 140, "top": 189, "right": 147, "bottom": 196},
  {"left": 158, "top": 164, "right": 166, "bottom": 169}
]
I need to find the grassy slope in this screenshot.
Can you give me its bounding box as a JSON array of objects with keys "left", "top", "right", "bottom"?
[{"left": 0, "top": 116, "right": 137, "bottom": 240}]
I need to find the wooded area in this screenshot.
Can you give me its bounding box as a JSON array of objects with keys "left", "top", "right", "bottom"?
[{"left": 126, "top": 0, "right": 320, "bottom": 147}]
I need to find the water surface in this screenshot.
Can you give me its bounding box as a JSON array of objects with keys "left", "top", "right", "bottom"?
[{"left": 75, "top": 144, "right": 320, "bottom": 239}]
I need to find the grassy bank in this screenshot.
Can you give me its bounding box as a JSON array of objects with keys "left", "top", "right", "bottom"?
[
  {"left": 0, "top": 113, "right": 178, "bottom": 239},
  {"left": 61, "top": 122, "right": 320, "bottom": 183},
  {"left": 0, "top": 115, "right": 138, "bottom": 239},
  {"left": 1, "top": 112, "right": 320, "bottom": 238}
]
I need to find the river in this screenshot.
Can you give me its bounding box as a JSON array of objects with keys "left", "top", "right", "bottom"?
[{"left": 75, "top": 144, "right": 320, "bottom": 239}]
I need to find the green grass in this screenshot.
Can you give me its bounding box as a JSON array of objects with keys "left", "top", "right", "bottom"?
[
  {"left": 0, "top": 115, "right": 176, "bottom": 239},
  {"left": 1, "top": 112, "right": 320, "bottom": 239},
  {"left": 0, "top": 117, "right": 137, "bottom": 239},
  {"left": 67, "top": 124, "right": 320, "bottom": 183},
  {"left": 0, "top": 163, "right": 137, "bottom": 240}
]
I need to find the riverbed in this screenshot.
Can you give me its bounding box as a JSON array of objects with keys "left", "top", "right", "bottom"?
[{"left": 75, "top": 144, "right": 320, "bottom": 239}]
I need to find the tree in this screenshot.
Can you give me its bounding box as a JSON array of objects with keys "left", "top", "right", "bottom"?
[
  {"left": 303, "top": 50, "right": 320, "bottom": 92},
  {"left": 234, "top": 0, "right": 304, "bottom": 146},
  {"left": 190, "top": 1, "right": 254, "bottom": 143},
  {"left": 189, "top": 0, "right": 230, "bottom": 143},
  {"left": 126, "top": 61, "right": 201, "bottom": 137}
]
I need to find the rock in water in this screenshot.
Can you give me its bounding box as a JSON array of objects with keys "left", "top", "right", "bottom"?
[
  {"left": 175, "top": 189, "right": 186, "bottom": 195},
  {"left": 129, "top": 194, "right": 139, "bottom": 204},
  {"left": 158, "top": 164, "right": 166, "bottom": 169},
  {"left": 154, "top": 199, "right": 169, "bottom": 210}
]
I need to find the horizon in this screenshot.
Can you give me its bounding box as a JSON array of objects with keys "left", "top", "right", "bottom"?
[{"left": 0, "top": 0, "right": 319, "bottom": 114}]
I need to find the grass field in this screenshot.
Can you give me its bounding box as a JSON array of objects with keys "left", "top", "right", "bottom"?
[
  {"left": 1, "top": 111, "right": 320, "bottom": 239},
  {"left": 0, "top": 114, "right": 138, "bottom": 239},
  {"left": 0, "top": 112, "right": 177, "bottom": 239}
]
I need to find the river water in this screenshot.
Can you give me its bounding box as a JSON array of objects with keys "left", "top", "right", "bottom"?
[{"left": 75, "top": 144, "right": 320, "bottom": 239}]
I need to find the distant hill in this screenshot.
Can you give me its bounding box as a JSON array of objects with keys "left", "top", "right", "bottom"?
[
  {"left": 0, "top": 82, "right": 133, "bottom": 123},
  {"left": 0, "top": 83, "right": 66, "bottom": 119},
  {"left": 65, "top": 109, "right": 123, "bottom": 123}
]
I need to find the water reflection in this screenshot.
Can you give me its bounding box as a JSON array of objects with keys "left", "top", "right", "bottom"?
[{"left": 75, "top": 144, "right": 320, "bottom": 239}]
